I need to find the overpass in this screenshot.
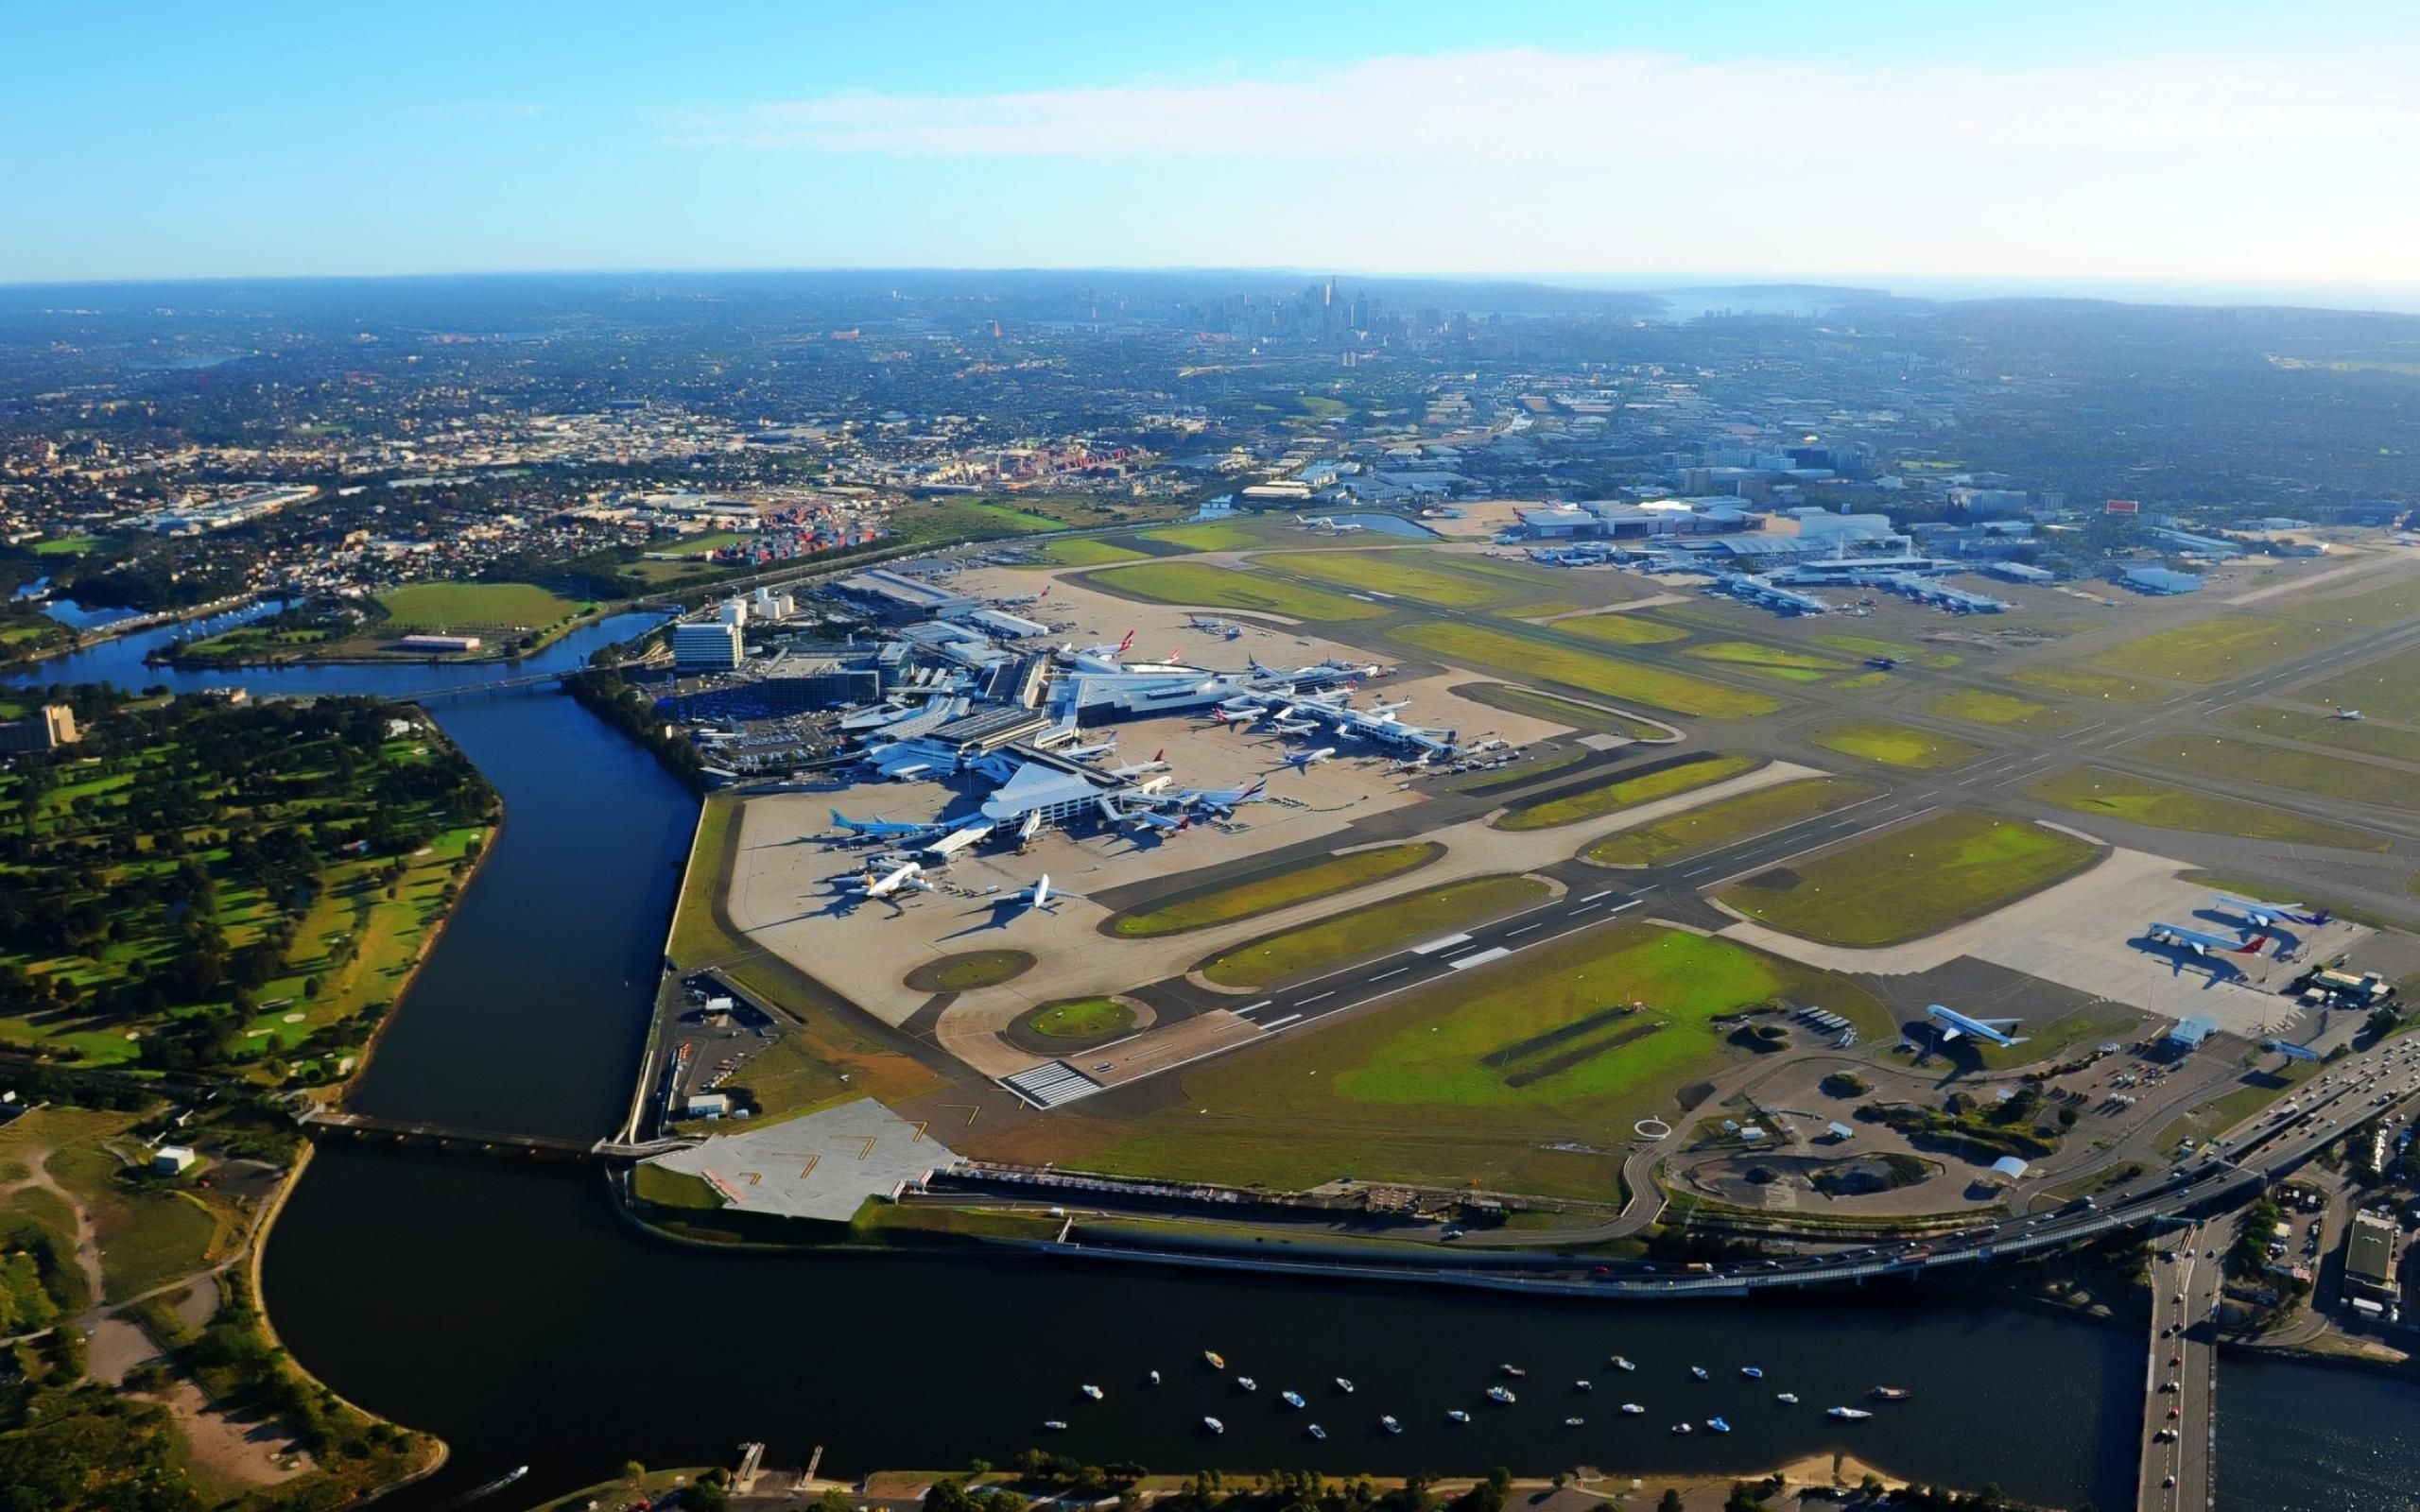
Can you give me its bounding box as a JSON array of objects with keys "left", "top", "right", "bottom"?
[{"left": 296, "top": 1107, "right": 694, "bottom": 1161}]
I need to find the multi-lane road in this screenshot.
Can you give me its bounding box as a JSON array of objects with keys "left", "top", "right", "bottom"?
[{"left": 2140, "top": 1219, "right": 2223, "bottom": 1512}]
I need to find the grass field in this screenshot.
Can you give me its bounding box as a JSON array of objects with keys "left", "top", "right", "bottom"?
[
  {"left": 1583, "top": 776, "right": 1881, "bottom": 868},
  {"left": 2307, "top": 644, "right": 2420, "bottom": 722},
  {"left": 2008, "top": 666, "right": 2174, "bottom": 704},
  {"left": 2086, "top": 614, "right": 2347, "bottom": 683},
  {"left": 0, "top": 1108, "right": 238, "bottom": 1304},
  {"left": 1021, "top": 537, "right": 1146, "bottom": 567},
  {"left": 1088, "top": 560, "right": 1386, "bottom": 620},
  {"left": 1921, "top": 687, "right": 2079, "bottom": 731},
  {"left": 910, "top": 950, "right": 1033, "bottom": 992},
  {"left": 376, "top": 580, "right": 591, "bottom": 629},
  {"left": 1452, "top": 684, "right": 1675, "bottom": 741},
  {"left": 1808, "top": 719, "right": 1985, "bottom": 769},
  {"left": 2126, "top": 735, "right": 2420, "bottom": 813},
  {"left": 2281, "top": 576, "right": 2420, "bottom": 629},
  {"left": 2219, "top": 704, "right": 2420, "bottom": 765},
  {"left": 1257, "top": 550, "right": 1511, "bottom": 608},
  {"left": 1493, "top": 754, "right": 1757, "bottom": 832},
  {"left": 32, "top": 534, "right": 112, "bottom": 557},
  {"left": 1028, "top": 998, "right": 1136, "bottom": 1039},
  {"left": 1200, "top": 875, "right": 1552, "bottom": 989},
  {"left": 1682, "top": 641, "right": 1852, "bottom": 682},
  {"left": 1815, "top": 634, "right": 1963, "bottom": 669},
  {"left": 1108, "top": 841, "right": 1443, "bottom": 937},
  {"left": 1395, "top": 621, "right": 1783, "bottom": 719},
  {"left": 2027, "top": 765, "right": 2386, "bottom": 850},
  {"left": 1554, "top": 612, "right": 1689, "bottom": 647},
  {"left": 993, "top": 923, "right": 1892, "bottom": 1199},
  {"left": 1720, "top": 812, "right": 2099, "bottom": 947},
  {"left": 1143, "top": 522, "right": 1260, "bottom": 552},
  {"left": 890, "top": 498, "right": 1070, "bottom": 544}
]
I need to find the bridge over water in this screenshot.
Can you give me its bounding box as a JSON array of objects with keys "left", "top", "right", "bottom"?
[{"left": 297, "top": 1107, "right": 694, "bottom": 1161}]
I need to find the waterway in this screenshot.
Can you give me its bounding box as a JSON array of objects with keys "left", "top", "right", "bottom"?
[{"left": 14, "top": 617, "right": 2420, "bottom": 1511}]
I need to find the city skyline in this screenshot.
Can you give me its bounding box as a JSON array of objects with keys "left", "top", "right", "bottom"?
[{"left": 9, "top": 1, "right": 2420, "bottom": 298}]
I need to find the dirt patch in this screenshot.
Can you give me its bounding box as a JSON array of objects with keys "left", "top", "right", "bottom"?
[
  {"left": 86, "top": 1317, "right": 159, "bottom": 1385},
  {"left": 147, "top": 1381, "right": 315, "bottom": 1491}
]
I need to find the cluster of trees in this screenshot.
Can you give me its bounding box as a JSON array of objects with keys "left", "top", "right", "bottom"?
[{"left": 1858, "top": 1087, "right": 2065, "bottom": 1163}]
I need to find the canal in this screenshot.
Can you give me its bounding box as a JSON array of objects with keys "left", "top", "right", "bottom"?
[{"left": 11, "top": 620, "right": 2418, "bottom": 1510}]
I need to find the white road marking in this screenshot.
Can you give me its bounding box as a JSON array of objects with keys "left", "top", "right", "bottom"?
[
  {"left": 1579, "top": 889, "right": 1613, "bottom": 902},
  {"left": 1297, "top": 991, "right": 1334, "bottom": 1006},
  {"left": 1412, "top": 932, "right": 1473, "bottom": 954},
  {"left": 1449, "top": 947, "right": 1511, "bottom": 971},
  {"left": 1506, "top": 921, "right": 1545, "bottom": 936},
  {"left": 1259, "top": 1013, "right": 1304, "bottom": 1030},
  {"left": 1370, "top": 966, "right": 1410, "bottom": 981}
]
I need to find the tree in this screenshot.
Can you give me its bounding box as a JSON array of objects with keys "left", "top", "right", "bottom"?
[
  {"left": 623, "top": 1460, "right": 648, "bottom": 1488},
  {"left": 819, "top": 1489, "right": 855, "bottom": 1512},
  {"left": 1658, "top": 1493, "right": 1685, "bottom": 1512}
]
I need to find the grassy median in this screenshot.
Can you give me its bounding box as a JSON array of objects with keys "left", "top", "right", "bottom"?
[
  {"left": 1108, "top": 841, "right": 1443, "bottom": 937},
  {"left": 1200, "top": 874, "right": 1551, "bottom": 989},
  {"left": 1395, "top": 620, "right": 1782, "bottom": 719},
  {"left": 1922, "top": 687, "right": 2079, "bottom": 731},
  {"left": 1808, "top": 719, "right": 1984, "bottom": 769},
  {"left": 1583, "top": 776, "right": 1880, "bottom": 867},
  {"left": 1089, "top": 559, "right": 1386, "bottom": 620},
  {"left": 1493, "top": 754, "right": 1757, "bottom": 832},
  {"left": 1259, "top": 550, "right": 1512, "bottom": 608},
  {"left": 2087, "top": 614, "right": 2347, "bottom": 683},
  {"left": 1720, "top": 812, "right": 2099, "bottom": 947}
]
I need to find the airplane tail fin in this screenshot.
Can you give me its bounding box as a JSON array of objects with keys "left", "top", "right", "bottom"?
[
  {"left": 1152, "top": 749, "right": 1164, "bottom": 762},
  {"left": 2241, "top": 933, "right": 2270, "bottom": 954},
  {"left": 2310, "top": 911, "right": 2332, "bottom": 926},
  {"left": 1115, "top": 628, "right": 1134, "bottom": 654}
]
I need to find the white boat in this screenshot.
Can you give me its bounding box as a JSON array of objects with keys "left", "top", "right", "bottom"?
[
  {"left": 1689, "top": 1366, "right": 1709, "bottom": 1381},
  {"left": 1080, "top": 1384, "right": 1103, "bottom": 1400},
  {"left": 1827, "top": 1406, "right": 1873, "bottom": 1421},
  {"left": 1707, "top": 1418, "right": 1731, "bottom": 1434},
  {"left": 1308, "top": 1424, "right": 1326, "bottom": 1440},
  {"left": 1448, "top": 1410, "right": 1472, "bottom": 1424},
  {"left": 1043, "top": 1420, "right": 1067, "bottom": 1432},
  {"left": 1671, "top": 1422, "right": 1692, "bottom": 1435},
  {"left": 1282, "top": 1390, "right": 1306, "bottom": 1409},
  {"left": 1575, "top": 1380, "right": 1593, "bottom": 1391},
  {"left": 1149, "top": 1370, "right": 1162, "bottom": 1386},
  {"left": 1203, "top": 1417, "right": 1225, "bottom": 1434},
  {"left": 1621, "top": 1403, "right": 1645, "bottom": 1416},
  {"left": 1564, "top": 1417, "right": 1585, "bottom": 1427},
  {"left": 1776, "top": 1393, "right": 1799, "bottom": 1405},
  {"left": 1486, "top": 1385, "right": 1516, "bottom": 1405},
  {"left": 1237, "top": 1377, "right": 1257, "bottom": 1391},
  {"left": 1740, "top": 1366, "right": 1763, "bottom": 1380},
  {"left": 1381, "top": 1416, "right": 1403, "bottom": 1435},
  {"left": 1336, "top": 1377, "right": 1355, "bottom": 1393},
  {"left": 1499, "top": 1364, "right": 1527, "bottom": 1378},
  {"left": 1611, "top": 1356, "right": 1635, "bottom": 1372}
]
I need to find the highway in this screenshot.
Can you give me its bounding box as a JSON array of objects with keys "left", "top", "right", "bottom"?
[{"left": 2139, "top": 1219, "right": 2223, "bottom": 1512}]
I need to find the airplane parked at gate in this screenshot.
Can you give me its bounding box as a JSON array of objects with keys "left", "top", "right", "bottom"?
[
  {"left": 2148, "top": 921, "right": 2270, "bottom": 957},
  {"left": 2213, "top": 894, "right": 2330, "bottom": 929},
  {"left": 846, "top": 861, "right": 937, "bottom": 902},
  {"left": 1104, "top": 748, "right": 1170, "bottom": 779},
  {"left": 1172, "top": 780, "right": 1268, "bottom": 816},
  {"left": 1925, "top": 1004, "right": 2028, "bottom": 1047},
  {"left": 1281, "top": 746, "right": 1339, "bottom": 771},
  {"left": 1058, "top": 734, "right": 1119, "bottom": 762},
  {"left": 829, "top": 811, "right": 949, "bottom": 843}
]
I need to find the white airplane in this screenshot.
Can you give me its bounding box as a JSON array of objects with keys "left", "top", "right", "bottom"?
[
  {"left": 2213, "top": 894, "right": 2330, "bottom": 929},
  {"left": 1006, "top": 873, "right": 1086, "bottom": 914},
  {"left": 1059, "top": 735, "right": 1120, "bottom": 762},
  {"left": 1015, "top": 810, "right": 1045, "bottom": 847},
  {"left": 922, "top": 822, "right": 995, "bottom": 862},
  {"left": 1366, "top": 696, "right": 1412, "bottom": 718},
  {"left": 1269, "top": 718, "right": 1320, "bottom": 737},
  {"left": 1104, "top": 748, "right": 1170, "bottom": 778},
  {"left": 848, "top": 862, "right": 937, "bottom": 901},
  {"left": 1925, "top": 1004, "right": 2028, "bottom": 1048},
  {"left": 1282, "top": 747, "right": 1339, "bottom": 771},
  {"left": 2148, "top": 921, "right": 2270, "bottom": 958},
  {"left": 828, "top": 810, "right": 947, "bottom": 843},
  {"left": 1126, "top": 808, "right": 1192, "bottom": 836},
  {"left": 2333, "top": 707, "right": 2365, "bottom": 721},
  {"left": 1176, "top": 779, "right": 1269, "bottom": 816}
]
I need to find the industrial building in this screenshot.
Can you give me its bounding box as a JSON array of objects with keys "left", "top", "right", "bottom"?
[{"left": 2122, "top": 566, "right": 2204, "bottom": 595}]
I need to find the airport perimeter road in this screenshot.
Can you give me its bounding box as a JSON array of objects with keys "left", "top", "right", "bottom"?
[{"left": 2140, "top": 1222, "right": 2221, "bottom": 1512}]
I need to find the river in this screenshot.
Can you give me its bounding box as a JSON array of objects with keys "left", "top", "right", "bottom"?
[{"left": 13, "top": 619, "right": 2419, "bottom": 1511}]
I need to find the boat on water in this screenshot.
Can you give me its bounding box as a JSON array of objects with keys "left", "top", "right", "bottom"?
[
  {"left": 1776, "top": 1393, "right": 1799, "bottom": 1405},
  {"left": 1499, "top": 1364, "right": 1527, "bottom": 1378},
  {"left": 1872, "top": 1386, "right": 1912, "bottom": 1401},
  {"left": 1621, "top": 1403, "right": 1645, "bottom": 1416},
  {"left": 1204, "top": 1351, "right": 1225, "bottom": 1369},
  {"left": 1828, "top": 1406, "right": 1874, "bottom": 1420},
  {"left": 502, "top": 1470, "right": 529, "bottom": 1487},
  {"left": 1611, "top": 1356, "right": 1635, "bottom": 1372},
  {"left": 1486, "top": 1385, "right": 1517, "bottom": 1405},
  {"left": 1282, "top": 1390, "right": 1306, "bottom": 1409},
  {"left": 1237, "top": 1377, "right": 1257, "bottom": 1391},
  {"left": 1689, "top": 1366, "right": 1710, "bottom": 1381},
  {"left": 1080, "top": 1384, "right": 1103, "bottom": 1400},
  {"left": 1336, "top": 1377, "right": 1355, "bottom": 1393},
  {"left": 1670, "top": 1422, "right": 1692, "bottom": 1435},
  {"left": 1381, "top": 1416, "right": 1404, "bottom": 1435},
  {"left": 1149, "top": 1370, "right": 1161, "bottom": 1386},
  {"left": 1308, "top": 1424, "right": 1327, "bottom": 1441},
  {"left": 1574, "top": 1379, "right": 1593, "bottom": 1391},
  {"left": 1043, "top": 1420, "right": 1068, "bottom": 1432},
  {"left": 1564, "top": 1417, "right": 1585, "bottom": 1428},
  {"left": 1203, "top": 1417, "right": 1225, "bottom": 1434},
  {"left": 1707, "top": 1418, "right": 1732, "bottom": 1434},
  {"left": 1740, "top": 1366, "right": 1763, "bottom": 1380},
  {"left": 1448, "top": 1410, "right": 1472, "bottom": 1424}
]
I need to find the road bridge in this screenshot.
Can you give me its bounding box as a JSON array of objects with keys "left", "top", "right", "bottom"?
[
  {"left": 2139, "top": 1219, "right": 2222, "bottom": 1512},
  {"left": 296, "top": 1108, "right": 693, "bottom": 1161}
]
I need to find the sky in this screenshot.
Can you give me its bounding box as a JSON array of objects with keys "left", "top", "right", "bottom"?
[{"left": 8, "top": 0, "right": 2420, "bottom": 295}]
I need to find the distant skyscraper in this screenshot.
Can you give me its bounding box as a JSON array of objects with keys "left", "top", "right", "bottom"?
[{"left": 1322, "top": 277, "right": 1336, "bottom": 306}]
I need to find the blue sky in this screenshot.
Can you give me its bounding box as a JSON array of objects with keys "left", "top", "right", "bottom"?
[{"left": 8, "top": 0, "right": 2419, "bottom": 288}]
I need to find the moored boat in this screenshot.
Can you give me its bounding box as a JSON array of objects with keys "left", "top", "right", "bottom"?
[
  {"left": 1486, "top": 1385, "right": 1516, "bottom": 1404},
  {"left": 1447, "top": 1410, "right": 1472, "bottom": 1424},
  {"left": 1611, "top": 1356, "right": 1635, "bottom": 1372},
  {"left": 1776, "top": 1393, "right": 1799, "bottom": 1405},
  {"left": 1872, "top": 1386, "right": 1912, "bottom": 1401},
  {"left": 1204, "top": 1350, "right": 1225, "bottom": 1369},
  {"left": 1828, "top": 1406, "right": 1873, "bottom": 1420},
  {"left": 1381, "top": 1415, "right": 1403, "bottom": 1435},
  {"left": 1080, "top": 1384, "right": 1103, "bottom": 1400},
  {"left": 1621, "top": 1403, "right": 1645, "bottom": 1415},
  {"left": 1707, "top": 1417, "right": 1731, "bottom": 1434},
  {"left": 1308, "top": 1424, "right": 1326, "bottom": 1440},
  {"left": 1740, "top": 1366, "right": 1763, "bottom": 1380},
  {"left": 1336, "top": 1377, "right": 1355, "bottom": 1393},
  {"left": 1203, "top": 1417, "right": 1225, "bottom": 1434},
  {"left": 1282, "top": 1390, "right": 1306, "bottom": 1409}
]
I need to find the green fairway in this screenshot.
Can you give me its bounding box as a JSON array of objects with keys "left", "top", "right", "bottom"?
[
  {"left": 1583, "top": 776, "right": 1881, "bottom": 868},
  {"left": 2219, "top": 704, "right": 2420, "bottom": 765},
  {"left": 2307, "top": 644, "right": 2420, "bottom": 722},
  {"left": 1200, "top": 874, "right": 1551, "bottom": 989},
  {"left": 1017, "top": 923, "right": 1891, "bottom": 1199},
  {"left": 2125, "top": 735, "right": 2420, "bottom": 813},
  {"left": 1493, "top": 754, "right": 1757, "bottom": 832},
  {"left": 1808, "top": 719, "right": 1985, "bottom": 769},
  {"left": 2086, "top": 614, "right": 2347, "bottom": 683},
  {"left": 32, "top": 534, "right": 112, "bottom": 557},
  {"left": 1922, "top": 687, "right": 2079, "bottom": 731},
  {"left": 1028, "top": 998, "right": 1137, "bottom": 1040},
  {"left": 1258, "top": 550, "right": 1510, "bottom": 608},
  {"left": 2009, "top": 666, "right": 2174, "bottom": 704},
  {"left": 1452, "top": 683, "right": 1676, "bottom": 741},
  {"left": 1396, "top": 621, "right": 1783, "bottom": 719},
  {"left": 1683, "top": 640, "right": 1853, "bottom": 681},
  {"left": 1022, "top": 537, "right": 1146, "bottom": 567},
  {"left": 1088, "top": 560, "right": 1385, "bottom": 620},
  {"left": 376, "top": 579, "right": 591, "bottom": 629},
  {"left": 1107, "top": 841, "right": 1443, "bottom": 937},
  {"left": 1720, "top": 812, "right": 2099, "bottom": 947},
  {"left": 1142, "top": 522, "right": 1260, "bottom": 552},
  {"left": 1555, "top": 612, "right": 1689, "bottom": 646},
  {"left": 1815, "top": 634, "right": 1963, "bottom": 669},
  {"left": 2026, "top": 766, "right": 2384, "bottom": 849}
]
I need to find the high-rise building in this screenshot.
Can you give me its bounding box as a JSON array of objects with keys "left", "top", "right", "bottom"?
[
  {"left": 0, "top": 704, "right": 78, "bottom": 753},
  {"left": 672, "top": 621, "right": 744, "bottom": 672}
]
